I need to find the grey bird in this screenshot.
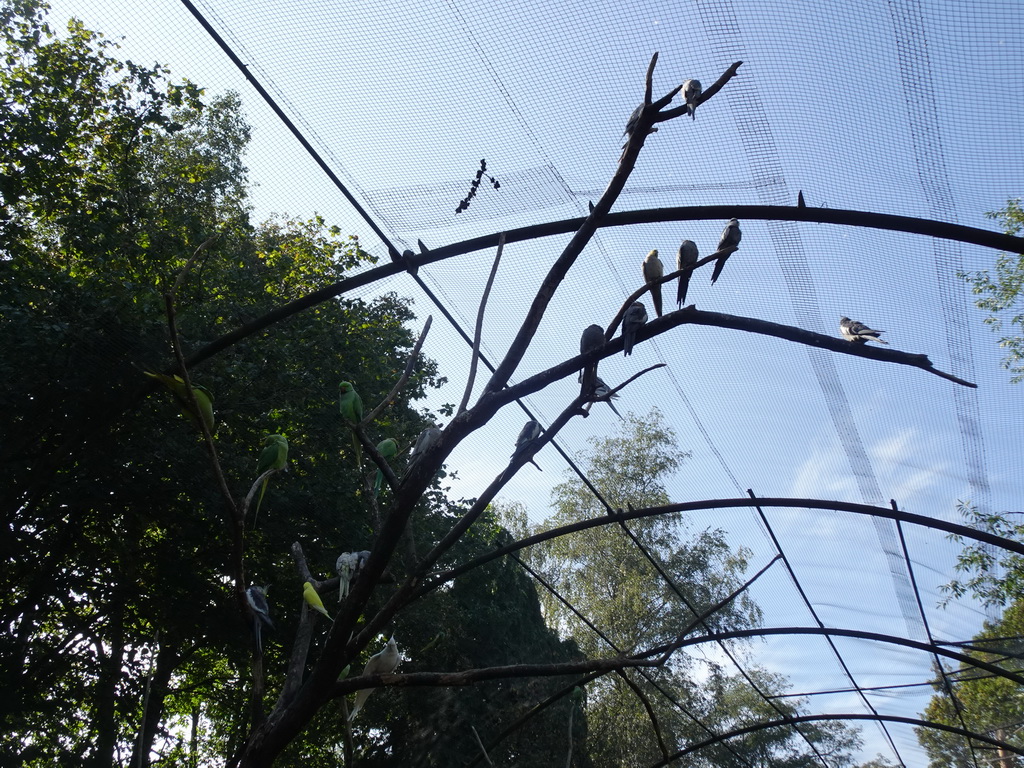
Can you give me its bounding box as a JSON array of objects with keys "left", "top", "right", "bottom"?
[
  {"left": 682, "top": 79, "right": 702, "bottom": 119},
  {"left": 642, "top": 249, "right": 665, "bottom": 317},
  {"left": 579, "top": 324, "right": 605, "bottom": 394},
  {"left": 676, "top": 239, "right": 699, "bottom": 308},
  {"left": 510, "top": 420, "right": 543, "bottom": 472},
  {"left": 840, "top": 316, "right": 888, "bottom": 345},
  {"left": 406, "top": 426, "right": 442, "bottom": 476},
  {"left": 593, "top": 377, "right": 624, "bottom": 420},
  {"left": 711, "top": 218, "right": 741, "bottom": 284},
  {"left": 349, "top": 636, "right": 402, "bottom": 721},
  {"left": 245, "top": 585, "right": 274, "bottom": 655},
  {"left": 337, "top": 550, "right": 372, "bottom": 602},
  {"left": 622, "top": 301, "right": 648, "bottom": 356}
]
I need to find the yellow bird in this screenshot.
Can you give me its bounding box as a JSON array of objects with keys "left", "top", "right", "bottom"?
[{"left": 302, "top": 581, "right": 332, "bottom": 620}]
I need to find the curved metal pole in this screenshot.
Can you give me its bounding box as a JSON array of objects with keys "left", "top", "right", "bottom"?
[
  {"left": 422, "top": 497, "right": 1024, "bottom": 596},
  {"left": 646, "top": 712, "right": 1024, "bottom": 768},
  {"left": 183, "top": 206, "right": 1024, "bottom": 370}
]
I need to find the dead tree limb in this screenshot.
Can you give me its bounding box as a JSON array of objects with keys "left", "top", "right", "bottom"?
[{"left": 459, "top": 234, "right": 506, "bottom": 415}]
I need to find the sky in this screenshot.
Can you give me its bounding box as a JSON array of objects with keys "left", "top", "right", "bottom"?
[{"left": 41, "top": 0, "right": 1024, "bottom": 763}]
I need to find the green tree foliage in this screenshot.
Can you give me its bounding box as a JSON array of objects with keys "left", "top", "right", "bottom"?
[
  {"left": 517, "top": 411, "right": 864, "bottom": 767},
  {"left": 0, "top": 3, "right": 582, "bottom": 766},
  {"left": 960, "top": 199, "right": 1024, "bottom": 382},
  {"left": 918, "top": 601, "right": 1024, "bottom": 768}
]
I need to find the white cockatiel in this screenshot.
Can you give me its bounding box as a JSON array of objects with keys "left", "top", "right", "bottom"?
[
  {"left": 682, "top": 79, "right": 702, "bottom": 119},
  {"left": 642, "top": 250, "right": 665, "bottom": 317},
  {"left": 348, "top": 636, "right": 402, "bottom": 721},
  {"left": 336, "top": 550, "right": 371, "bottom": 602},
  {"left": 839, "top": 316, "right": 888, "bottom": 345}
]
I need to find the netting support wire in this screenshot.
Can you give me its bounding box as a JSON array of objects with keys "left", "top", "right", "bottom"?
[
  {"left": 501, "top": 553, "right": 759, "bottom": 768},
  {"left": 176, "top": 0, "right": 404, "bottom": 263},
  {"left": 746, "top": 489, "right": 905, "bottom": 767},
  {"left": 894, "top": 510, "right": 981, "bottom": 768}
]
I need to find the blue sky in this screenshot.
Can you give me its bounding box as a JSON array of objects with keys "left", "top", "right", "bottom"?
[{"left": 43, "top": 0, "right": 1024, "bottom": 762}]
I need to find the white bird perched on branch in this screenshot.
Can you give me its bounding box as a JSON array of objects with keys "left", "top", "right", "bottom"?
[
  {"left": 621, "top": 302, "right": 648, "bottom": 356},
  {"left": 349, "top": 636, "right": 402, "bottom": 721},
  {"left": 245, "top": 585, "right": 274, "bottom": 655},
  {"left": 336, "top": 550, "right": 371, "bottom": 602},
  {"left": 682, "top": 79, "right": 702, "bottom": 119},
  {"left": 711, "top": 218, "right": 741, "bottom": 284},
  {"left": 642, "top": 249, "right": 665, "bottom": 317},
  {"left": 840, "top": 316, "right": 888, "bottom": 345}
]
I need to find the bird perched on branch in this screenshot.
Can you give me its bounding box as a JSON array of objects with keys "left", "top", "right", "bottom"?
[
  {"left": 578, "top": 324, "right": 604, "bottom": 395},
  {"left": 373, "top": 437, "right": 398, "bottom": 497},
  {"left": 711, "top": 218, "right": 741, "bottom": 284},
  {"left": 621, "top": 302, "right": 648, "bottom": 356},
  {"left": 593, "top": 378, "right": 624, "bottom": 420},
  {"left": 337, "top": 550, "right": 371, "bottom": 602},
  {"left": 840, "top": 316, "right": 888, "bottom": 345},
  {"left": 245, "top": 585, "right": 274, "bottom": 655},
  {"left": 254, "top": 434, "right": 288, "bottom": 522},
  {"left": 642, "top": 249, "right": 665, "bottom": 317},
  {"left": 510, "top": 420, "right": 543, "bottom": 472},
  {"left": 682, "top": 79, "right": 702, "bottom": 119},
  {"left": 406, "top": 426, "right": 441, "bottom": 477},
  {"left": 144, "top": 371, "right": 216, "bottom": 434},
  {"left": 302, "top": 581, "right": 332, "bottom": 620},
  {"left": 676, "top": 239, "right": 698, "bottom": 308},
  {"left": 349, "top": 636, "right": 402, "bottom": 721},
  {"left": 338, "top": 381, "right": 364, "bottom": 467}
]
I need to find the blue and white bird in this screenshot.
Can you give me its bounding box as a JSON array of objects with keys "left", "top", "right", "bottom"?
[
  {"left": 245, "top": 585, "right": 274, "bottom": 655},
  {"left": 622, "top": 302, "right": 648, "bottom": 356},
  {"left": 840, "top": 316, "right": 888, "bottom": 345}
]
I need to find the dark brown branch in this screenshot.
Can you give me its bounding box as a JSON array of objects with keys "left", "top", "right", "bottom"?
[
  {"left": 277, "top": 543, "right": 317, "bottom": 707},
  {"left": 604, "top": 247, "right": 737, "bottom": 339},
  {"left": 459, "top": 234, "right": 506, "bottom": 415},
  {"left": 362, "top": 316, "right": 432, "bottom": 426},
  {"left": 481, "top": 60, "right": 743, "bottom": 397},
  {"left": 616, "top": 669, "right": 670, "bottom": 761},
  {"left": 656, "top": 61, "right": 744, "bottom": 122},
  {"left": 180, "top": 206, "right": 1024, "bottom": 373},
  {"left": 643, "top": 52, "right": 658, "bottom": 105}
]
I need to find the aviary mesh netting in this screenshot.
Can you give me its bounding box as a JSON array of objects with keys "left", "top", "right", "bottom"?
[{"left": 39, "top": 0, "right": 1024, "bottom": 763}]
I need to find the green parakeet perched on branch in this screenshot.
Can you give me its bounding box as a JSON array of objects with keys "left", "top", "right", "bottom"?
[
  {"left": 373, "top": 438, "right": 398, "bottom": 497},
  {"left": 302, "top": 581, "right": 332, "bottom": 620},
  {"left": 253, "top": 434, "right": 288, "bottom": 522},
  {"left": 338, "top": 381, "right": 364, "bottom": 467},
  {"left": 144, "top": 371, "right": 216, "bottom": 434}
]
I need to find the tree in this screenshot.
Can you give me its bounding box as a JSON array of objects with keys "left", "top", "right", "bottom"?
[
  {"left": 960, "top": 199, "right": 1024, "bottom": 382},
  {"left": 517, "top": 412, "right": 863, "bottom": 767},
  {"left": 918, "top": 601, "right": 1024, "bottom": 768},
  {"left": 2, "top": 4, "right": 983, "bottom": 764}
]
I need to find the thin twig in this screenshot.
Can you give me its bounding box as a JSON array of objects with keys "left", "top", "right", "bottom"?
[
  {"left": 564, "top": 706, "right": 574, "bottom": 768},
  {"left": 656, "top": 61, "right": 744, "bottom": 122},
  {"left": 470, "top": 725, "right": 495, "bottom": 767},
  {"left": 459, "top": 233, "right": 506, "bottom": 414},
  {"left": 170, "top": 234, "right": 220, "bottom": 297},
  {"left": 362, "top": 316, "right": 433, "bottom": 426}
]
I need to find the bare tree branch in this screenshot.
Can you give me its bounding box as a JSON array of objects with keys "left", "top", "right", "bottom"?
[
  {"left": 470, "top": 725, "right": 495, "bottom": 767},
  {"left": 362, "top": 315, "right": 433, "bottom": 426},
  {"left": 616, "top": 669, "right": 670, "bottom": 761},
  {"left": 459, "top": 234, "right": 506, "bottom": 415}
]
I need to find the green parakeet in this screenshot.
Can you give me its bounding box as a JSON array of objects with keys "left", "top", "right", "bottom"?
[
  {"left": 254, "top": 434, "right": 288, "bottom": 522},
  {"left": 302, "top": 581, "right": 332, "bottom": 620},
  {"left": 144, "top": 370, "right": 216, "bottom": 434},
  {"left": 338, "top": 381, "right": 364, "bottom": 467},
  {"left": 373, "top": 437, "right": 398, "bottom": 497}
]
